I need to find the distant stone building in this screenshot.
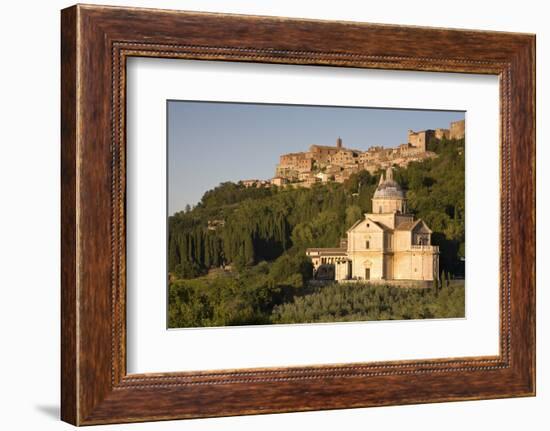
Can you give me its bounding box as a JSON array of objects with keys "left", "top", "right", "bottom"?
[
  {"left": 275, "top": 152, "right": 313, "bottom": 180},
  {"left": 407, "top": 129, "right": 435, "bottom": 152},
  {"left": 449, "top": 119, "right": 465, "bottom": 139},
  {"left": 240, "top": 179, "right": 258, "bottom": 188},
  {"left": 240, "top": 179, "right": 270, "bottom": 188},
  {"left": 272, "top": 119, "right": 464, "bottom": 189},
  {"left": 330, "top": 148, "right": 360, "bottom": 165},
  {"left": 306, "top": 168, "right": 439, "bottom": 282},
  {"left": 315, "top": 172, "right": 331, "bottom": 183},
  {"left": 270, "top": 176, "right": 288, "bottom": 186}
]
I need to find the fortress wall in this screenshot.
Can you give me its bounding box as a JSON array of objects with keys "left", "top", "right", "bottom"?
[
  {"left": 450, "top": 119, "right": 465, "bottom": 139},
  {"left": 277, "top": 119, "right": 462, "bottom": 184},
  {"left": 408, "top": 130, "right": 434, "bottom": 152},
  {"left": 279, "top": 152, "right": 308, "bottom": 166},
  {"left": 435, "top": 128, "right": 450, "bottom": 139}
]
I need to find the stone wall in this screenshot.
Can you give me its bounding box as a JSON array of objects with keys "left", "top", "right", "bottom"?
[
  {"left": 371, "top": 196, "right": 406, "bottom": 214},
  {"left": 275, "top": 119, "right": 463, "bottom": 183},
  {"left": 449, "top": 119, "right": 465, "bottom": 139},
  {"left": 435, "top": 128, "right": 450, "bottom": 140},
  {"left": 407, "top": 129, "right": 435, "bottom": 151}
]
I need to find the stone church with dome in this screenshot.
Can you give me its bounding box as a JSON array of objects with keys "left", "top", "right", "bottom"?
[{"left": 306, "top": 167, "right": 440, "bottom": 282}]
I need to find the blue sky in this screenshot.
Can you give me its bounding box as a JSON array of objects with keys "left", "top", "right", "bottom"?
[{"left": 168, "top": 101, "right": 464, "bottom": 214}]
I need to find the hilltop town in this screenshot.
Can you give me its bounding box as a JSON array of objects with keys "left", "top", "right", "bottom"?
[
  {"left": 240, "top": 119, "right": 465, "bottom": 189},
  {"left": 169, "top": 118, "right": 466, "bottom": 327}
]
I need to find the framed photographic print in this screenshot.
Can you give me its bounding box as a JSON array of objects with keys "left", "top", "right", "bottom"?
[
  {"left": 61, "top": 4, "right": 535, "bottom": 425},
  {"left": 165, "top": 101, "right": 465, "bottom": 329}
]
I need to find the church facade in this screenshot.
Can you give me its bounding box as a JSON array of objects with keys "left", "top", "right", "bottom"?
[{"left": 306, "top": 168, "right": 439, "bottom": 282}]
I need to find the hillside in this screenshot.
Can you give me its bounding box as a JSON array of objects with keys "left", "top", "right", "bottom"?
[{"left": 168, "top": 136, "right": 465, "bottom": 327}]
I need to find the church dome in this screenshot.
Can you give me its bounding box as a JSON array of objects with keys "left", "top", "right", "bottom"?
[
  {"left": 373, "top": 168, "right": 405, "bottom": 199},
  {"left": 373, "top": 179, "right": 405, "bottom": 199}
]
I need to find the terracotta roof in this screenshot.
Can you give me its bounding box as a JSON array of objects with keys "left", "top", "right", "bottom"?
[
  {"left": 396, "top": 219, "right": 429, "bottom": 231},
  {"left": 373, "top": 179, "right": 405, "bottom": 199},
  {"left": 373, "top": 167, "right": 406, "bottom": 199}
]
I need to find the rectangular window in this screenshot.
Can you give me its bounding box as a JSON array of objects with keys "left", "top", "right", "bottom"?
[{"left": 366, "top": 240, "right": 370, "bottom": 249}]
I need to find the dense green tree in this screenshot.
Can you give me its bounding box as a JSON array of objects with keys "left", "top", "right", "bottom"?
[
  {"left": 270, "top": 282, "right": 464, "bottom": 324},
  {"left": 169, "top": 276, "right": 464, "bottom": 328},
  {"left": 345, "top": 205, "right": 363, "bottom": 229}
]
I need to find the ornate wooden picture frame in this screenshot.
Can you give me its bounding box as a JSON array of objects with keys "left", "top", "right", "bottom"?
[{"left": 61, "top": 4, "right": 535, "bottom": 425}]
